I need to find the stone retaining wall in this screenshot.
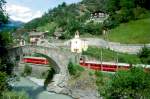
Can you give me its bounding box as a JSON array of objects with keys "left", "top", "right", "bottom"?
[
  {"left": 74, "top": 38, "right": 150, "bottom": 54},
  {"left": 17, "top": 63, "right": 49, "bottom": 78}
]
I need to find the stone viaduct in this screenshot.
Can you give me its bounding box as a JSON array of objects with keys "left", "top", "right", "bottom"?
[{"left": 8, "top": 45, "right": 75, "bottom": 93}]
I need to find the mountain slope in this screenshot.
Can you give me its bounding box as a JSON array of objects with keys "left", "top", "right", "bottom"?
[
  {"left": 107, "top": 18, "right": 150, "bottom": 44},
  {"left": 0, "top": 19, "right": 24, "bottom": 31}
]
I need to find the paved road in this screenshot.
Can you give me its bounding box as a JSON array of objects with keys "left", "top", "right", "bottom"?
[{"left": 13, "top": 77, "right": 72, "bottom": 99}]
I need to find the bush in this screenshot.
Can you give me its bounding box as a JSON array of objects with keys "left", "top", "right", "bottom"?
[
  {"left": 95, "top": 71, "right": 112, "bottom": 97},
  {"left": 0, "top": 72, "right": 7, "bottom": 94},
  {"left": 98, "top": 67, "right": 150, "bottom": 98},
  {"left": 133, "top": 7, "right": 150, "bottom": 19},
  {"left": 88, "top": 71, "right": 94, "bottom": 76},
  {"left": 83, "top": 22, "right": 103, "bottom": 35},
  {"left": 68, "top": 61, "right": 84, "bottom": 76},
  {"left": 1, "top": 91, "right": 29, "bottom": 99},
  {"left": 95, "top": 71, "right": 103, "bottom": 77},
  {"left": 22, "top": 64, "right": 32, "bottom": 77},
  {"left": 138, "top": 46, "right": 150, "bottom": 64},
  {"left": 68, "top": 61, "right": 77, "bottom": 75}
]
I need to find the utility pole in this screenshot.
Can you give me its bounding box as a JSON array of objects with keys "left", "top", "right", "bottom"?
[
  {"left": 116, "top": 52, "right": 119, "bottom": 71},
  {"left": 100, "top": 48, "right": 103, "bottom": 71}
]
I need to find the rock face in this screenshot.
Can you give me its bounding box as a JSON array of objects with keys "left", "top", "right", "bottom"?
[
  {"left": 46, "top": 70, "right": 100, "bottom": 99},
  {"left": 61, "top": 88, "right": 100, "bottom": 99},
  {"left": 59, "top": 71, "right": 100, "bottom": 99},
  {"left": 47, "top": 74, "right": 69, "bottom": 93}
]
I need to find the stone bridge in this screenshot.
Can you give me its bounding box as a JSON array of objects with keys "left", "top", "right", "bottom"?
[{"left": 8, "top": 45, "right": 75, "bottom": 93}]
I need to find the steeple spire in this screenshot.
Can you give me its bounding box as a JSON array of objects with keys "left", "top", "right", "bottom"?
[{"left": 75, "top": 30, "right": 79, "bottom": 38}]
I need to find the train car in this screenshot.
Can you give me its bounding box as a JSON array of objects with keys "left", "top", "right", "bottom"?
[
  {"left": 80, "top": 60, "right": 130, "bottom": 72},
  {"left": 79, "top": 57, "right": 150, "bottom": 72},
  {"left": 23, "top": 56, "right": 49, "bottom": 65}
]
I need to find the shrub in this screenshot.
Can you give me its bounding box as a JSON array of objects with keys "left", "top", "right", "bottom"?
[
  {"left": 88, "top": 71, "right": 94, "bottom": 76},
  {"left": 95, "top": 71, "right": 103, "bottom": 77},
  {"left": 22, "top": 64, "right": 32, "bottom": 77},
  {"left": 0, "top": 72, "right": 7, "bottom": 94},
  {"left": 1, "top": 91, "right": 29, "bottom": 99},
  {"left": 133, "top": 7, "right": 150, "bottom": 19},
  {"left": 68, "top": 61, "right": 77, "bottom": 75},
  {"left": 83, "top": 22, "right": 103, "bottom": 35},
  {"left": 76, "top": 64, "right": 85, "bottom": 72},
  {"left": 68, "top": 61, "right": 84, "bottom": 76},
  {"left": 138, "top": 46, "right": 150, "bottom": 64},
  {"left": 98, "top": 67, "right": 150, "bottom": 98}
]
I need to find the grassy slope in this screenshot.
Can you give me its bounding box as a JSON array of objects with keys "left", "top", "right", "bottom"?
[
  {"left": 107, "top": 18, "right": 150, "bottom": 44},
  {"left": 83, "top": 46, "right": 141, "bottom": 64}
]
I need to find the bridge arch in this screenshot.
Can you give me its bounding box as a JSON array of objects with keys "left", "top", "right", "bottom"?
[
  {"left": 34, "top": 53, "right": 60, "bottom": 73},
  {"left": 9, "top": 45, "right": 75, "bottom": 93}
]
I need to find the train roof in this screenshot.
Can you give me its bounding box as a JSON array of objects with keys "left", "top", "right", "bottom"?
[
  {"left": 23, "top": 56, "right": 46, "bottom": 59},
  {"left": 84, "top": 61, "right": 130, "bottom": 66},
  {"left": 84, "top": 61, "right": 150, "bottom": 67}
]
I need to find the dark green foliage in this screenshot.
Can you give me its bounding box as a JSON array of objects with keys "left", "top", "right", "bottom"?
[
  {"left": 0, "top": 31, "right": 13, "bottom": 74},
  {"left": 106, "top": 67, "right": 150, "bottom": 98},
  {"left": 0, "top": 72, "right": 7, "bottom": 94},
  {"left": 44, "top": 67, "right": 55, "bottom": 87},
  {"left": 68, "top": 61, "right": 77, "bottom": 75},
  {"left": 81, "top": 0, "right": 108, "bottom": 12},
  {"left": 134, "top": 0, "right": 150, "bottom": 10},
  {"left": 104, "top": 0, "right": 150, "bottom": 29},
  {"left": 0, "top": 0, "right": 8, "bottom": 26},
  {"left": 0, "top": 0, "right": 19, "bottom": 95},
  {"left": 95, "top": 71, "right": 112, "bottom": 97},
  {"left": 88, "top": 71, "right": 94, "bottom": 76},
  {"left": 95, "top": 71, "right": 103, "bottom": 77},
  {"left": 68, "top": 61, "right": 84, "bottom": 76},
  {"left": 83, "top": 22, "right": 103, "bottom": 35},
  {"left": 138, "top": 46, "right": 150, "bottom": 64},
  {"left": 22, "top": 64, "right": 32, "bottom": 76}
]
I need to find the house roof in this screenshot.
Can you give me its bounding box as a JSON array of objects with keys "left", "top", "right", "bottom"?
[
  {"left": 29, "top": 32, "right": 45, "bottom": 36},
  {"left": 54, "top": 31, "right": 63, "bottom": 37}
]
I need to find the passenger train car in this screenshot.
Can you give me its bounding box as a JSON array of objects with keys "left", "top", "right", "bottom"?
[
  {"left": 23, "top": 56, "right": 49, "bottom": 65},
  {"left": 79, "top": 58, "right": 150, "bottom": 72}
]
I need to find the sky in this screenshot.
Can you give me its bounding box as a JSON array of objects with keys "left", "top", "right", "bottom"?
[{"left": 5, "top": 0, "right": 81, "bottom": 23}]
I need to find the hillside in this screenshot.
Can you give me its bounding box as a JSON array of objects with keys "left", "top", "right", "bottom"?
[
  {"left": 107, "top": 18, "right": 150, "bottom": 44},
  {"left": 83, "top": 46, "right": 141, "bottom": 64},
  {"left": 23, "top": 0, "right": 150, "bottom": 42}
]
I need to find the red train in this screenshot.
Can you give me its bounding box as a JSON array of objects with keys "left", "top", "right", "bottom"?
[
  {"left": 80, "top": 60, "right": 130, "bottom": 72},
  {"left": 23, "top": 56, "right": 49, "bottom": 65},
  {"left": 79, "top": 58, "right": 150, "bottom": 72},
  {"left": 23, "top": 56, "right": 150, "bottom": 72}
]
